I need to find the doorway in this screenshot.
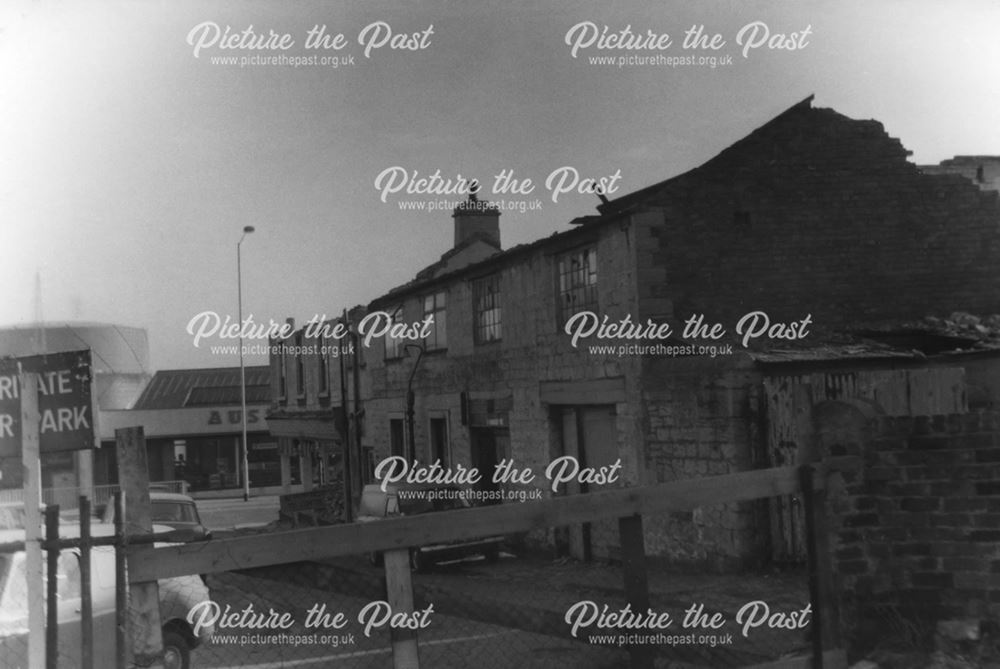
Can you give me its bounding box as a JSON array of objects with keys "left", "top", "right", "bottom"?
[
  {"left": 558, "top": 405, "right": 618, "bottom": 560},
  {"left": 470, "top": 428, "right": 507, "bottom": 504}
]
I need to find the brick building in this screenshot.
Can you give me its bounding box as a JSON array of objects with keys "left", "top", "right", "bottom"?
[{"left": 269, "top": 96, "right": 1000, "bottom": 567}]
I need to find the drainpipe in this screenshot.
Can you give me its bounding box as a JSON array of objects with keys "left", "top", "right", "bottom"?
[
  {"left": 404, "top": 344, "right": 425, "bottom": 461},
  {"left": 339, "top": 309, "right": 352, "bottom": 522}
]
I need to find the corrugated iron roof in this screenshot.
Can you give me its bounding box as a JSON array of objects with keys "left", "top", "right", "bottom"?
[{"left": 132, "top": 366, "right": 270, "bottom": 410}]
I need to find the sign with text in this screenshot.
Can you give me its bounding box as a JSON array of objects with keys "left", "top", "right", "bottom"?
[{"left": 0, "top": 349, "right": 95, "bottom": 460}]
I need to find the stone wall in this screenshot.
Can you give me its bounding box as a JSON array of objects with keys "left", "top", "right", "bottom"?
[{"left": 639, "top": 354, "right": 767, "bottom": 567}]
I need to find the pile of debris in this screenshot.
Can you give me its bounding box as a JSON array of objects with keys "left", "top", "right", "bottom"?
[{"left": 921, "top": 312, "right": 1000, "bottom": 345}]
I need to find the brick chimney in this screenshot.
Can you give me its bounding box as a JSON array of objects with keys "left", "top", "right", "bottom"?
[{"left": 453, "top": 193, "right": 501, "bottom": 249}]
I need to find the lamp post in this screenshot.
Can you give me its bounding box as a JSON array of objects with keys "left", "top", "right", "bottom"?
[{"left": 238, "top": 225, "right": 255, "bottom": 502}]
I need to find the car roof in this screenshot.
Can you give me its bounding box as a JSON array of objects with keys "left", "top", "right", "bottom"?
[{"left": 149, "top": 492, "right": 196, "bottom": 503}]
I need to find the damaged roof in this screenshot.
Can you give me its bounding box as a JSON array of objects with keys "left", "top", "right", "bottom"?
[
  {"left": 752, "top": 312, "right": 1000, "bottom": 364},
  {"left": 370, "top": 96, "right": 825, "bottom": 306}
]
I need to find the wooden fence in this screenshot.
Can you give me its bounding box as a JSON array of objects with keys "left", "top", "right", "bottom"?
[{"left": 125, "top": 438, "right": 857, "bottom": 669}]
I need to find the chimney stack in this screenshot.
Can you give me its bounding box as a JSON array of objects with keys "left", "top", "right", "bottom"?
[{"left": 453, "top": 192, "right": 501, "bottom": 249}]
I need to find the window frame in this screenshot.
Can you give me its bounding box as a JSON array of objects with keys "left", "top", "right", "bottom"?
[
  {"left": 294, "top": 333, "right": 306, "bottom": 398},
  {"left": 428, "top": 414, "right": 450, "bottom": 466},
  {"left": 277, "top": 348, "right": 287, "bottom": 401},
  {"left": 422, "top": 291, "right": 448, "bottom": 351},
  {"left": 556, "top": 245, "right": 599, "bottom": 326},
  {"left": 472, "top": 274, "right": 502, "bottom": 344},
  {"left": 384, "top": 305, "right": 405, "bottom": 360},
  {"left": 317, "top": 336, "right": 330, "bottom": 398}
]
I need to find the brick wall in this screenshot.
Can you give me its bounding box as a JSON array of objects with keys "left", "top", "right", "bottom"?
[
  {"left": 637, "top": 103, "right": 1000, "bottom": 333},
  {"left": 828, "top": 411, "right": 1000, "bottom": 645}
]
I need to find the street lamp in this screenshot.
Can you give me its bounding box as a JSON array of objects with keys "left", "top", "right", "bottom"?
[{"left": 238, "top": 225, "right": 255, "bottom": 502}]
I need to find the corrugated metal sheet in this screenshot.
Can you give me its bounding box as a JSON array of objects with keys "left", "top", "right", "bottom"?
[{"left": 132, "top": 366, "right": 271, "bottom": 410}]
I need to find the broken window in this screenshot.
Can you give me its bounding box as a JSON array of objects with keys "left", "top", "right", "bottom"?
[
  {"left": 384, "top": 305, "right": 405, "bottom": 359},
  {"left": 557, "top": 246, "right": 598, "bottom": 325},
  {"left": 423, "top": 291, "right": 448, "bottom": 350},
  {"left": 473, "top": 274, "right": 502, "bottom": 344}
]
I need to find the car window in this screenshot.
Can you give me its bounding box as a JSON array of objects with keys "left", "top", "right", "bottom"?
[
  {"left": 151, "top": 501, "right": 198, "bottom": 523},
  {"left": 398, "top": 497, "right": 431, "bottom": 515}
]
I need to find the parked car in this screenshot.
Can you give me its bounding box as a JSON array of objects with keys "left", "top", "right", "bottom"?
[
  {"left": 357, "top": 482, "right": 504, "bottom": 571},
  {"left": 101, "top": 491, "right": 212, "bottom": 543},
  {"left": 0, "top": 524, "right": 213, "bottom": 669}
]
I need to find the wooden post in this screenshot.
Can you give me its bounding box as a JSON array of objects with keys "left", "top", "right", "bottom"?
[
  {"left": 619, "top": 514, "right": 654, "bottom": 669},
  {"left": 114, "top": 492, "right": 127, "bottom": 669},
  {"left": 80, "top": 495, "right": 94, "bottom": 669},
  {"left": 116, "top": 426, "right": 164, "bottom": 669},
  {"left": 800, "top": 465, "right": 842, "bottom": 669},
  {"left": 77, "top": 451, "right": 94, "bottom": 501},
  {"left": 78, "top": 365, "right": 99, "bottom": 500},
  {"left": 45, "top": 504, "right": 60, "bottom": 669},
  {"left": 384, "top": 548, "right": 420, "bottom": 669},
  {"left": 21, "top": 370, "right": 45, "bottom": 669}
]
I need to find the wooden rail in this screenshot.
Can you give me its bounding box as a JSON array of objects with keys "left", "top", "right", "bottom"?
[
  {"left": 128, "top": 464, "right": 809, "bottom": 582},
  {"left": 125, "top": 459, "right": 856, "bottom": 669}
]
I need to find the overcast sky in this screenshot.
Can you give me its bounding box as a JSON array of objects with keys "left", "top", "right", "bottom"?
[{"left": 1, "top": 0, "right": 998, "bottom": 371}]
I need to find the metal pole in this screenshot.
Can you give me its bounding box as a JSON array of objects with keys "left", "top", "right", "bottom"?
[
  {"left": 80, "top": 495, "right": 93, "bottom": 669},
  {"left": 351, "top": 324, "right": 364, "bottom": 483},
  {"left": 44, "top": 505, "right": 60, "bottom": 669},
  {"left": 238, "top": 227, "right": 254, "bottom": 501},
  {"left": 339, "top": 310, "right": 352, "bottom": 522}
]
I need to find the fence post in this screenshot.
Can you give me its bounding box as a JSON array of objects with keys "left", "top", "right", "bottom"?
[
  {"left": 80, "top": 495, "right": 94, "bottom": 669},
  {"left": 384, "top": 548, "right": 420, "bottom": 669},
  {"left": 800, "top": 464, "right": 842, "bottom": 669},
  {"left": 44, "top": 505, "right": 60, "bottom": 669},
  {"left": 20, "top": 371, "right": 45, "bottom": 669},
  {"left": 619, "top": 514, "right": 654, "bottom": 669},
  {"left": 116, "top": 426, "right": 165, "bottom": 668},
  {"left": 115, "top": 492, "right": 127, "bottom": 669}
]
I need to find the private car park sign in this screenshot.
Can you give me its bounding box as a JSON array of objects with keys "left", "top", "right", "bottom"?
[{"left": 0, "top": 349, "right": 94, "bottom": 488}]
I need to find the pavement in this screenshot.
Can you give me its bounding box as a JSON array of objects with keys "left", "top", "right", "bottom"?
[{"left": 240, "top": 551, "right": 813, "bottom": 668}]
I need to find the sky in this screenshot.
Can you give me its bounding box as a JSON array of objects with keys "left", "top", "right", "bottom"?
[{"left": 1, "top": 0, "right": 998, "bottom": 371}]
